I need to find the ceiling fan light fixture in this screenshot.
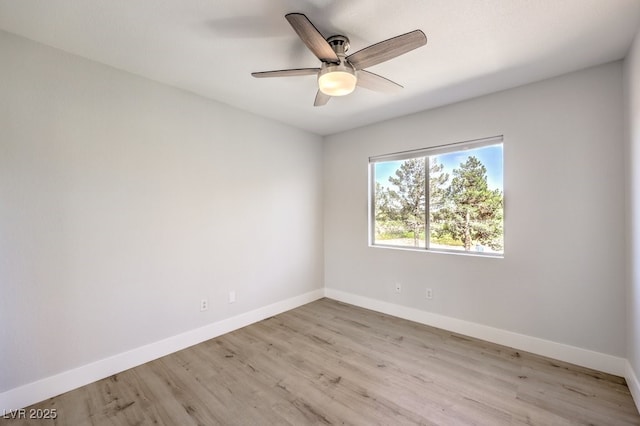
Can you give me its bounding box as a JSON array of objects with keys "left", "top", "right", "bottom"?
[
  {"left": 252, "top": 14, "right": 427, "bottom": 106},
  {"left": 318, "top": 66, "right": 357, "bottom": 97}
]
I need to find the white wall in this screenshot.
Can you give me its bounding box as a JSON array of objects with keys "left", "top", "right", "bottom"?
[
  {"left": 324, "top": 62, "right": 626, "bottom": 358},
  {"left": 0, "top": 31, "right": 323, "bottom": 394},
  {"left": 625, "top": 26, "right": 640, "bottom": 394}
]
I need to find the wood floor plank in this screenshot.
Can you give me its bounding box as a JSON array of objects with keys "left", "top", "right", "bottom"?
[{"left": 8, "top": 298, "right": 640, "bottom": 425}]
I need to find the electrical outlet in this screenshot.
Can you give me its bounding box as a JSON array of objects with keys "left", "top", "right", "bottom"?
[
  {"left": 200, "top": 298, "right": 208, "bottom": 311},
  {"left": 395, "top": 282, "right": 401, "bottom": 293},
  {"left": 426, "top": 288, "right": 433, "bottom": 300},
  {"left": 228, "top": 291, "right": 236, "bottom": 304}
]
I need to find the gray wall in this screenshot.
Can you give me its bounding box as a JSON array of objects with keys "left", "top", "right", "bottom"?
[
  {"left": 0, "top": 31, "right": 324, "bottom": 392},
  {"left": 324, "top": 62, "right": 626, "bottom": 356},
  {"left": 626, "top": 27, "right": 640, "bottom": 381},
  {"left": 1, "top": 25, "right": 633, "bottom": 399}
]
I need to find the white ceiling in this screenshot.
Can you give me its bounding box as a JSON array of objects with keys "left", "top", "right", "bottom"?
[{"left": 1, "top": 0, "right": 639, "bottom": 136}]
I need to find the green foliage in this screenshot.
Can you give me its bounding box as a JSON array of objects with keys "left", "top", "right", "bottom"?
[
  {"left": 433, "top": 156, "right": 503, "bottom": 251},
  {"left": 430, "top": 233, "right": 464, "bottom": 247},
  {"left": 375, "top": 154, "right": 503, "bottom": 252},
  {"left": 375, "top": 220, "right": 409, "bottom": 239},
  {"left": 386, "top": 158, "right": 426, "bottom": 247},
  {"left": 428, "top": 158, "right": 448, "bottom": 211}
]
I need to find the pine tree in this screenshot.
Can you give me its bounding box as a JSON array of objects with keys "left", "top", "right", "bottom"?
[
  {"left": 375, "top": 182, "right": 396, "bottom": 222},
  {"left": 387, "top": 158, "right": 426, "bottom": 246},
  {"left": 376, "top": 158, "right": 449, "bottom": 246},
  {"left": 437, "top": 156, "right": 503, "bottom": 251},
  {"left": 427, "top": 157, "right": 449, "bottom": 238}
]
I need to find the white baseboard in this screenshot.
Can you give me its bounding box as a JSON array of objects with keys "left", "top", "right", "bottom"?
[
  {"left": 325, "top": 288, "right": 626, "bottom": 377},
  {"left": 2, "top": 288, "right": 630, "bottom": 411},
  {"left": 626, "top": 361, "right": 640, "bottom": 413},
  {"left": 0, "top": 289, "right": 324, "bottom": 411}
]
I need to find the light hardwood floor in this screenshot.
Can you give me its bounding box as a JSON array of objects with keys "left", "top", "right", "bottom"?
[{"left": 8, "top": 298, "right": 640, "bottom": 425}]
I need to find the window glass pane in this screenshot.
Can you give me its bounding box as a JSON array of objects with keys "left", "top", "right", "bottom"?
[
  {"left": 370, "top": 138, "right": 503, "bottom": 256},
  {"left": 429, "top": 144, "right": 503, "bottom": 254},
  {"left": 374, "top": 158, "right": 426, "bottom": 248}
]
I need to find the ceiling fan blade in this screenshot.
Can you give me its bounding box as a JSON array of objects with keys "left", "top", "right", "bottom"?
[
  {"left": 356, "top": 70, "right": 403, "bottom": 93},
  {"left": 347, "top": 30, "right": 427, "bottom": 70},
  {"left": 314, "top": 90, "right": 331, "bottom": 107},
  {"left": 285, "top": 13, "right": 339, "bottom": 63},
  {"left": 251, "top": 68, "right": 320, "bottom": 78}
]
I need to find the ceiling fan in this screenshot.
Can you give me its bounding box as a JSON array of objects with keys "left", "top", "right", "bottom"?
[{"left": 251, "top": 13, "right": 427, "bottom": 106}]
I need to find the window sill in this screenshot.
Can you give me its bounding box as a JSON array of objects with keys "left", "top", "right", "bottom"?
[{"left": 369, "top": 243, "right": 504, "bottom": 259}]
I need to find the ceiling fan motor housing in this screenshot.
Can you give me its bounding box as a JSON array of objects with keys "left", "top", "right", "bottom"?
[{"left": 327, "top": 35, "right": 350, "bottom": 55}]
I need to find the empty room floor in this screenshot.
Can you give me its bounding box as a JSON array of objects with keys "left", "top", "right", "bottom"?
[{"left": 11, "top": 298, "right": 640, "bottom": 425}]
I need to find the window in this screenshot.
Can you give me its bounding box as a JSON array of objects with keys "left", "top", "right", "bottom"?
[{"left": 369, "top": 136, "right": 504, "bottom": 256}]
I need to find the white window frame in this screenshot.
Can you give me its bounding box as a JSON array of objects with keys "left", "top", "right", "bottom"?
[{"left": 368, "top": 135, "right": 504, "bottom": 257}]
